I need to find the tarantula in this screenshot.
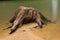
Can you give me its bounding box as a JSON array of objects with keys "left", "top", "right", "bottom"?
[{"left": 3, "top": 6, "right": 51, "bottom": 34}]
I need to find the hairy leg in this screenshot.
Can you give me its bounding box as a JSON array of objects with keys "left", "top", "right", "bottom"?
[
  {"left": 9, "top": 17, "right": 24, "bottom": 34},
  {"left": 36, "top": 19, "right": 42, "bottom": 28},
  {"left": 35, "top": 11, "right": 43, "bottom": 28},
  {"left": 9, "top": 16, "right": 16, "bottom": 23},
  {"left": 9, "top": 23, "right": 22, "bottom": 34},
  {"left": 9, "top": 10, "right": 26, "bottom": 34},
  {"left": 3, "top": 26, "right": 12, "bottom": 30}
]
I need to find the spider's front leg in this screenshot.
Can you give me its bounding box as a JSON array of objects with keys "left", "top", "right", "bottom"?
[{"left": 9, "top": 13, "right": 25, "bottom": 34}]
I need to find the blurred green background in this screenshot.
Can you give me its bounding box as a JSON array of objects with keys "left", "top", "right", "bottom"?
[
  {"left": 0, "top": 0, "right": 60, "bottom": 39},
  {"left": 0, "top": 0, "right": 60, "bottom": 31}
]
